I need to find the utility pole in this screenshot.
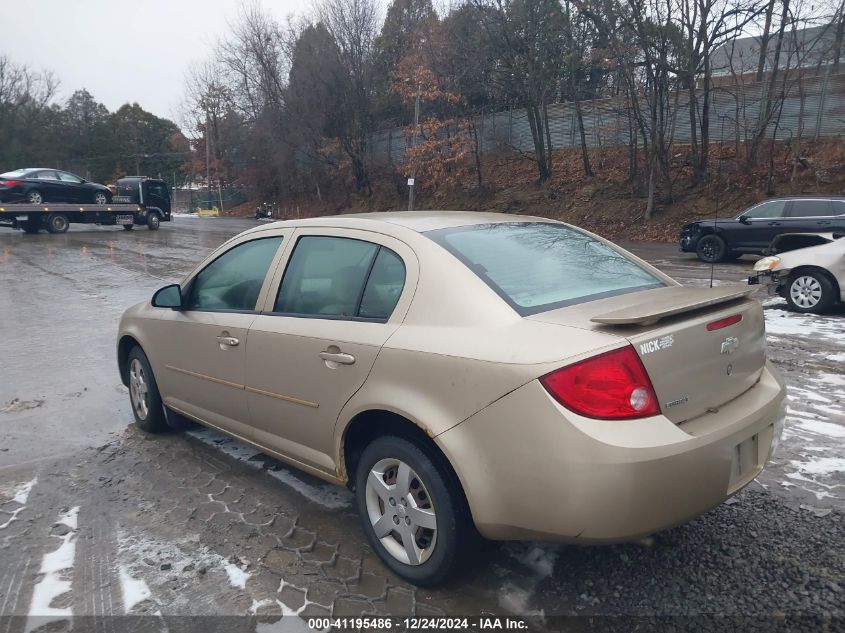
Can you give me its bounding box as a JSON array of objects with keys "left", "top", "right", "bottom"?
[
  {"left": 205, "top": 106, "right": 211, "bottom": 209},
  {"left": 408, "top": 84, "right": 421, "bottom": 211}
]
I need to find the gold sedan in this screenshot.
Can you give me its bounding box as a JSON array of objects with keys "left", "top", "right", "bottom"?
[{"left": 117, "top": 212, "right": 787, "bottom": 586}]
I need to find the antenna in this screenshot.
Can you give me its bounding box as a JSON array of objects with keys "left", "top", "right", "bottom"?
[{"left": 710, "top": 115, "right": 727, "bottom": 289}]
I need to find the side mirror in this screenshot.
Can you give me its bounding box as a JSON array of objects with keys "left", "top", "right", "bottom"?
[
  {"left": 738, "top": 215, "right": 751, "bottom": 225},
  {"left": 152, "top": 284, "right": 182, "bottom": 309}
]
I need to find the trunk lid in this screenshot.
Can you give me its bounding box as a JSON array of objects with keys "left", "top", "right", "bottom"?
[{"left": 527, "top": 285, "right": 767, "bottom": 424}]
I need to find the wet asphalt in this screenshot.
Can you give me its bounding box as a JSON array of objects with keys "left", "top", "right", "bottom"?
[{"left": 0, "top": 217, "right": 842, "bottom": 631}]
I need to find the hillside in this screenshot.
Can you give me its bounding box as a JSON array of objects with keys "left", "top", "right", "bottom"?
[{"left": 228, "top": 138, "right": 845, "bottom": 241}]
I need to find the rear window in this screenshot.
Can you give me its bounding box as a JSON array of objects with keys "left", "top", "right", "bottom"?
[
  {"left": 1, "top": 169, "right": 29, "bottom": 178},
  {"left": 426, "top": 222, "right": 665, "bottom": 315}
]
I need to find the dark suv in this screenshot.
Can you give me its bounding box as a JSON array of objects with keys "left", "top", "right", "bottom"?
[{"left": 680, "top": 197, "right": 845, "bottom": 262}]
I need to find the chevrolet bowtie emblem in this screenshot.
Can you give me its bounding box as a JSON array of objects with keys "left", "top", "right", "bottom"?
[{"left": 720, "top": 336, "right": 740, "bottom": 355}]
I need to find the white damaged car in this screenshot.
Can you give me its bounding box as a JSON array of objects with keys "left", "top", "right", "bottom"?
[{"left": 750, "top": 232, "right": 845, "bottom": 313}]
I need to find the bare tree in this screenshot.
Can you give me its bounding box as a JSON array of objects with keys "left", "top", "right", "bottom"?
[{"left": 318, "top": 0, "right": 382, "bottom": 193}]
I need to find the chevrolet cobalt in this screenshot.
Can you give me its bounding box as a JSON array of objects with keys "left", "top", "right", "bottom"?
[{"left": 117, "top": 212, "right": 787, "bottom": 585}]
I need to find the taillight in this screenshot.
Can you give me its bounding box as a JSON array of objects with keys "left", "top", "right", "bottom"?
[
  {"left": 1, "top": 179, "right": 21, "bottom": 187},
  {"left": 540, "top": 346, "right": 661, "bottom": 420},
  {"left": 706, "top": 314, "right": 742, "bottom": 331}
]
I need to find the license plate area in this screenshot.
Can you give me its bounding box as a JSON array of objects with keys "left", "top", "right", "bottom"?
[
  {"left": 727, "top": 428, "right": 769, "bottom": 493},
  {"left": 116, "top": 215, "right": 134, "bottom": 225}
]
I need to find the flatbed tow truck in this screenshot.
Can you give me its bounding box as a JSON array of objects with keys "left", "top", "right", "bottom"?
[{"left": 0, "top": 176, "right": 172, "bottom": 234}]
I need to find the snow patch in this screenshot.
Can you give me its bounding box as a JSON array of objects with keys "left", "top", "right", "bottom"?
[
  {"left": 790, "top": 457, "right": 845, "bottom": 476},
  {"left": 249, "top": 579, "right": 326, "bottom": 633},
  {"left": 187, "top": 428, "right": 352, "bottom": 510},
  {"left": 0, "top": 476, "right": 38, "bottom": 530},
  {"left": 119, "top": 566, "right": 152, "bottom": 613},
  {"left": 223, "top": 561, "right": 251, "bottom": 590},
  {"left": 795, "top": 420, "right": 845, "bottom": 439},
  {"left": 25, "top": 507, "right": 79, "bottom": 633}
]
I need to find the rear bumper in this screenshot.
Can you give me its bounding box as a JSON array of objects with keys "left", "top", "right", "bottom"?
[
  {"left": 0, "top": 191, "right": 25, "bottom": 203},
  {"left": 436, "top": 362, "right": 786, "bottom": 543}
]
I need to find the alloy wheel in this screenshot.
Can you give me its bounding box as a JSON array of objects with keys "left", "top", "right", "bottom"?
[
  {"left": 129, "top": 358, "right": 150, "bottom": 420},
  {"left": 27, "top": 191, "right": 43, "bottom": 204},
  {"left": 365, "top": 458, "right": 437, "bottom": 566},
  {"left": 95, "top": 193, "right": 108, "bottom": 205},
  {"left": 790, "top": 275, "right": 822, "bottom": 309}
]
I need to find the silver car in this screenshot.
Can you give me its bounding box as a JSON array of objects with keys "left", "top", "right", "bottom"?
[{"left": 750, "top": 232, "right": 845, "bottom": 313}]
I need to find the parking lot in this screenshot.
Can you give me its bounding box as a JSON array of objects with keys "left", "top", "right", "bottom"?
[{"left": 0, "top": 218, "right": 843, "bottom": 631}]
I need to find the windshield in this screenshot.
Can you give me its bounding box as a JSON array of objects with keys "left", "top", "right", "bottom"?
[
  {"left": 426, "top": 222, "right": 665, "bottom": 315},
  {"left": 1, "top": 169, "right": 29, "bottom": 178}
]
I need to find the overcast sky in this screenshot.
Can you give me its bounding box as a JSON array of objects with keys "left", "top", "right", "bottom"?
[{"left": 3, "top": 0, "right": 306, "bottom": 125}]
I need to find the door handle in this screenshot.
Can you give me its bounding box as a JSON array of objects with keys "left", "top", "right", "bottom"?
[
  {"left": 767, "top": 221, "right": 781, "bottom": 226},
  {"left": 217, "top": 335, "right": 239, "bottom": 347},
  {"left": 319, "top": 351, "right": 355, "bottom": 365},
  {"left": 818, "top": 220, "right": 831, "bottom": 225}
]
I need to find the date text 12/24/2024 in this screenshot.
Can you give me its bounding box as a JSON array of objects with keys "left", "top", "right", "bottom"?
[{"left": 306, "top": 617, "right": 529, "bottom": 630}]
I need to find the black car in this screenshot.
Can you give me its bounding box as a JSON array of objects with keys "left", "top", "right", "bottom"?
[
  {"left": 0, "top": 168, "right": 112, "bottom": 205},
  {"left": 680, "top": 197, "right": 845, "bottom": 262}
]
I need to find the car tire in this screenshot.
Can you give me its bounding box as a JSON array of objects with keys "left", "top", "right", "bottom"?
[
  {"left": 147, "top": 212, "right": 161, "bottom": 230},
  {"left": 94, "top": 192, "right": 109, "bottom": 205},
  {"left": 27, "top": 190, "right": 43, "bottom": 205},
  {"left": 126, "top": 346, "right": 168, "bottom": 433},
  {"left": 123, "top": 224, "right": 135, "bottom": 231},
  {"left": 355, "top": 435, "right": 477, "bottom": 587},
  {"left": 46, "top": 213, "right": 70, "bottom": 234},
  {"left": 785, "top": 270, "right": 836, "bottom": 314},
  {"left": 696, "top": 234, "right": 727, "bottom": 263}
]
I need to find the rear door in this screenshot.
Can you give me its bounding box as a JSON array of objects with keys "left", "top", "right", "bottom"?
[
  {"left": 817, "top": 200, "right": 845, "bottom": 233},
  {"left": 244, "top": 228, "right": 416, "bottom": 475},
  {"left": 785, "top": 199, "right": 834, "bottom": 233},
  {"left": 31, "top": 171, "right": 65, "bottom": 201}
]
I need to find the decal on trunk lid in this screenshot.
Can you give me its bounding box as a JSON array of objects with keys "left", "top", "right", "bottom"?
[{"left": 639, "top": 334, "right": 674, "bottom": 355}]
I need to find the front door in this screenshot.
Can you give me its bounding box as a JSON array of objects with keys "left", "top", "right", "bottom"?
[
  {"left": 153, "top": 235, "right": 286, "bottom": 439},
  {"left": 145, "top": 181, "right": 171, "bottom": 215},
  {"left": 738, "top": 199, "right": 790, "bottom": 250},
  {"left": 55, "top": 171, "right": 86, "bottom": 202},
  {"left": 245, "top": 230, "right": 414, "bottom": 475}
]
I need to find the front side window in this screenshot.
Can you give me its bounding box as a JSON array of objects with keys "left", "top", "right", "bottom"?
[
  {"left": 788, "top": 200, "right": 832, "bottom": 218},
  {"left": 275, "top": 236, "right": 405, "bottom": 320},
  {"left": 743, "top": 200, "right": 787, "bottom": 219},
  {"left": 426, "top": 222, "right": 664, "bottom": 315},
  {"left": 186, "top": 237, "right": 282, "bottom": 311},
  {"left": 35, "top": 171, "right": 59, "bottom": 180},
  {"left": 148, "top": 183, "right": 169, "bottom": 199}
]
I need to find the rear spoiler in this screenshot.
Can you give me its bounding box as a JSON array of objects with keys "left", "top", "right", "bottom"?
[{"left": 591, "top": 285, "right": 755, "bottom": 326}]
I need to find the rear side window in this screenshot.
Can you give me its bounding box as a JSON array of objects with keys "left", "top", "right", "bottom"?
[
  {"left": 359, "top": 249, "right": 406, "bottom": 319},
  {"left": 426, "top": 222, "right": 664, "bottom": 315},
  {"left": 186, "top": 237, "right": 282, "bottom": 311},
  {"left": 788, "top": 200, "right": 833, "bottom": 217},
  {"left": 274, "top": 236, "right": 405, "bottom": 320},
  {"left": 834, "top": 201, "right": 845, "bottom": 215}
]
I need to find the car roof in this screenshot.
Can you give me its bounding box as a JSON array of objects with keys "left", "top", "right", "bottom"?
[
  {"left": 254, "top": 210, "right": 555, "bottom": 235},
  {"left": 755, "top": 195, "right": 845, "bottom": 201}
]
